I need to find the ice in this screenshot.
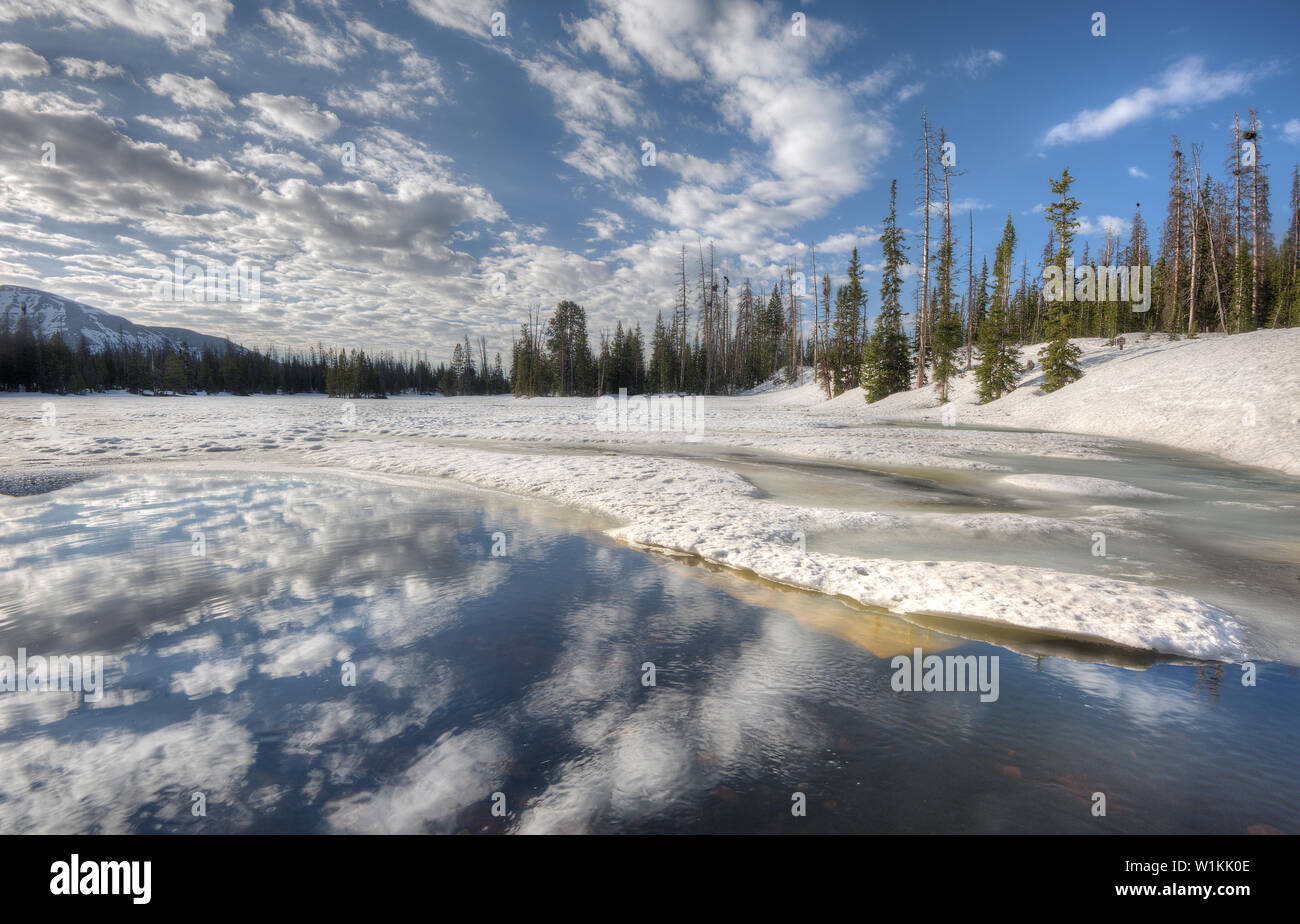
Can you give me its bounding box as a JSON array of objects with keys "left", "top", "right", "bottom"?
[{"left": 3, "top": 329, "right": 1296, "bottom": 661}]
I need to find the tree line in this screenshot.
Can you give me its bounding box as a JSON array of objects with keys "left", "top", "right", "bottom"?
[
  {"left": 512, "top": 105, "right": 1300, "bottom": 403},
  {"left": 0, "top": 320, "right": 510, "bottom": 398}
]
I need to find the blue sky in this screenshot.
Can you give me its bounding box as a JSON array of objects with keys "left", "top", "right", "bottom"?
[{"left": 1, "top": 0, "right": 1297, "bottom": 362}]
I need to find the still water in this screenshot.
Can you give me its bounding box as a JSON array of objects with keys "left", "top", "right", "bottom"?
[{"left": 0, "top": 470, "right": 1296, "bottom": 833}]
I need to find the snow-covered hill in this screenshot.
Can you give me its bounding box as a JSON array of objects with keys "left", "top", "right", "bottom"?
[
  {"left": 0, "top": 285, "right": 237, "bottom": 356},
  {"left": 822, "top": 329, "right": 1300, "bottom": 475}
]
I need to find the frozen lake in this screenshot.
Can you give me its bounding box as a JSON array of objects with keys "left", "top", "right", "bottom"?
[{"left": 0, "top": 469, "right": 1297, "bottom": 834}]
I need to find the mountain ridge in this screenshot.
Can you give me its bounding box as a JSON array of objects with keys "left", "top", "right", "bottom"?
[{"left": 0, "top": 285, "right": 239, "bottom": 356}]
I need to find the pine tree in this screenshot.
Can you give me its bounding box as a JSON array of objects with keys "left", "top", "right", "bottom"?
[
  {"left": 831, "top": 247, "right": 865, "bottom": 395},
  {"left": 1039, "top": 168, "right": 1084, "bottom": 392},
  {"left": 975, "top": 213, "right": 1022, "bottom": 402},
  {"left": 862, "top": 179, "right": 912, "bottom": 402},
  {"left": 162, "top": 353, "right": 188, "bottom": 394}
]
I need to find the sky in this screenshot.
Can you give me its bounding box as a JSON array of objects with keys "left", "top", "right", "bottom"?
[{"left": 0, "top": 0, "right": 1298, "bottom": 364}]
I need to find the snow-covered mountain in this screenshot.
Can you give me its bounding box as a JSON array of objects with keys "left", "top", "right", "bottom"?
[{"left": 0, "top": 285, "right": 237, "bottom": 355}]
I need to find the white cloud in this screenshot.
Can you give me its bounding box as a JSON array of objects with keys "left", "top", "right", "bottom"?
[
  {"left": 570, "top": 13, "right": 636, "bottom": 71},
  {"left": 58, "top": 58, "right": 125, "bottom": 80},
  {"left": 850, "top": 63, "right": 901, "bottom": 97},
  {"left": 0, "top": 42, "right": 50, "bottom": 80},
  {"left": 261, "top": 9, "right": 359, "bottom": 71},
  {"left": 136, "top": 114, "right": 201, "bottom": 141},
  {"left": 1282, "top": 119, "right": 1300, "bottom": 144},
  {"left": 1128, "top": 165, "right": 1148, "bottom": 179},
  {"left": 816, "top": 227, "right": 879, "bottom": 254},
  {"left": 896, "top": 82, "right": 925, "bottom": 103},
  {"left": 657, "top": 151, "right": 738, "bottom": 186},
  {"left": 346, "top": 20, "right": 415, "bottom": 54},
  {"left": 242, "top": 93, "right": 340, "bottom": 142},
  {"left": 583, "top": 208, "right": 626, "bottom": 241},
  {"left": 523, "top": 57, "right": 639, "bottom": 128},
  {"left": 955, "top": 49, "right": 1004, "bottom": 78},
  {"left": 408, "top": 0, "right": 501, "bottom": 38},
  {"left": 563, "top": 0, "right": 893, "bottom": 247},
  {"left": 234, "top": 143, "right": 324, "bottom": 178},
  {"left": 1077, "top": 215, "right": 1132, "bottom": 238},
  {"left": 146, "top": 73, "right": 233, "bottom": 111},
  {"left": 0, "top": 0, "right": 234, "bottom": 52},
  {"left": 0, "top": 88, "right": 511, "bottom": 358},
  {"left": 1043, "top": 56, "right": 1255, "bottom": 146},
  {"left": 521, "top": 56, "right": 642, "bottom": 184}
]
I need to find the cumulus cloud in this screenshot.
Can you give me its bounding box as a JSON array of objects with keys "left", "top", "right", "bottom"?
[
  {"left": 234, "top": 143, "right": 324, "bottom": 177},
  {"left": 562, "top": 0, "right": 892, "bottom": 247},
  {"left": 522, "top": 55, "right": 643, "bottom": 183},
  {"left": 816, "top": 227, "right": 880, "bottom": 254},
  {"left": 1128, "top": 165, "right": 1148, "bottom": 179},
  {"left": 583, "top": 208, "right": 627, "bottom": 241},
  {"left": 409, "top": 0, "right": 501, "bottom": 38},
  {"left": 262, "top": 8, "right": 360, "bottom": 71},
  {"left": 58, "top": 57, "right": 125, "bottom": 80},
  {"left": 0, "top": 0, "right": 234, "bottom": 52},
  {"left": 325, "top": 54, "right": 446, "bottom": 119},
  {"left": 1077, "top": 215, "right": 1132, "bottom": 238},
  {"left": 656, "top": 151, "right": 739, "bottom": 186},
  {"left": 1043, "top": 56, "right": 1255, "bottom": 146},
  {"left": 0, "top": 42, "right": 50, "bottom": 80},
  {"left": 136, "top": 114, "right": 202, "bottom": 141},
  {"left": 242, "top": 92, "right": 340, "bottom": 141},
  {"left": 0, "top": 86, "right": 510, "bottom": 354},
  {"left": 146, "top": 73, "right": 233, "bottom": 111}
]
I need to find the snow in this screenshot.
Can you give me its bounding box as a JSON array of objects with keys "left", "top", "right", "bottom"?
[
  {"left": 3, "top": 329, "right": 1296, "bottom": 662},
  {"left": 997, "top": 474, "right": 1176, "bottom": 499},
  {"left": 0, "top": 285, "right": 231, "bottom": 356},
  {"left": 843, "top": 330, "right": 1300, "bottom": 477}
]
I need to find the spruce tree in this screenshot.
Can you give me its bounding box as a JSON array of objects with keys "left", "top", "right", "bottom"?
[
  {"left": 1039, "top": 168, "right": 1084, "bottom": 392},
  {"left": 831, "top": 248, "right": 865, "bottom": 394},
  {"left": 975, "top": 213, "right": 1022, "bottom": 402},
  {"left": 931, "top": 170, "right": 961, "bottom": 400},
  {"left": 862, "top": 179, "right": 912, "bottom": 402}
]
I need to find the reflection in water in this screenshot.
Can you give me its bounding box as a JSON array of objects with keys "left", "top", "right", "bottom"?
[{"left": 0, "top": 472, "right": 1296, "bottom": 834}]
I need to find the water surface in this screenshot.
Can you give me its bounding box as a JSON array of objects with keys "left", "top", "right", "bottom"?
[{"left": 0, "top": 471, "right": 1295, "bottom": 834}]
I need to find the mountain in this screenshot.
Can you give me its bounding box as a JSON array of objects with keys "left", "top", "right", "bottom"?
[{"left": 0, "top": 285, "right": 239, "bottom": 356}]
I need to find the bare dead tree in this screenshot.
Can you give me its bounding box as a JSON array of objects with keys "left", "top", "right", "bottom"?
[{"left": 915, "top": 109, "right": 934, "bottom": 387}]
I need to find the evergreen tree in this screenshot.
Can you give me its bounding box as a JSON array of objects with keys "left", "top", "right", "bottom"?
[
  {"left": 862, "top": 179, "right": 912, "bottom": 402},
  {"left": 831, "top": 247, "right": 865, "bottom": 395},
  {"left": 1039, "top": 168, "right": 1084, "bottom": 392},
  {"left": 975, "top": 214, "right": 1023, "bottom": 402},
  {"left": 162, "top": 354, "right": 188, "bottom": 394}
]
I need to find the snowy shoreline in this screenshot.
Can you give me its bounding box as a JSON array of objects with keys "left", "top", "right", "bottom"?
[{"left": 3, "top": 330, "right": 1295, "bottom": 663}]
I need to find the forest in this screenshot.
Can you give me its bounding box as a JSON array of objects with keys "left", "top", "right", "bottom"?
[
  {"left": 0, "top": 327, "right": 509, "bottom": 398},
  {"left": 510, "top": 108, "right": 1300, "bottom": 402}
]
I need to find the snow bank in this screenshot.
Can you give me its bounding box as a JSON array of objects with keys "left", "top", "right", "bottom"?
[
  {"left": 2, "top": 331, "right": 1289, "bottom": 662},
  {"left": 304, "top": 438, "right": 1246, "bottom": 661},
  {"left": 849, "top": 330, "right": 1300, "bottom": 476}
]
